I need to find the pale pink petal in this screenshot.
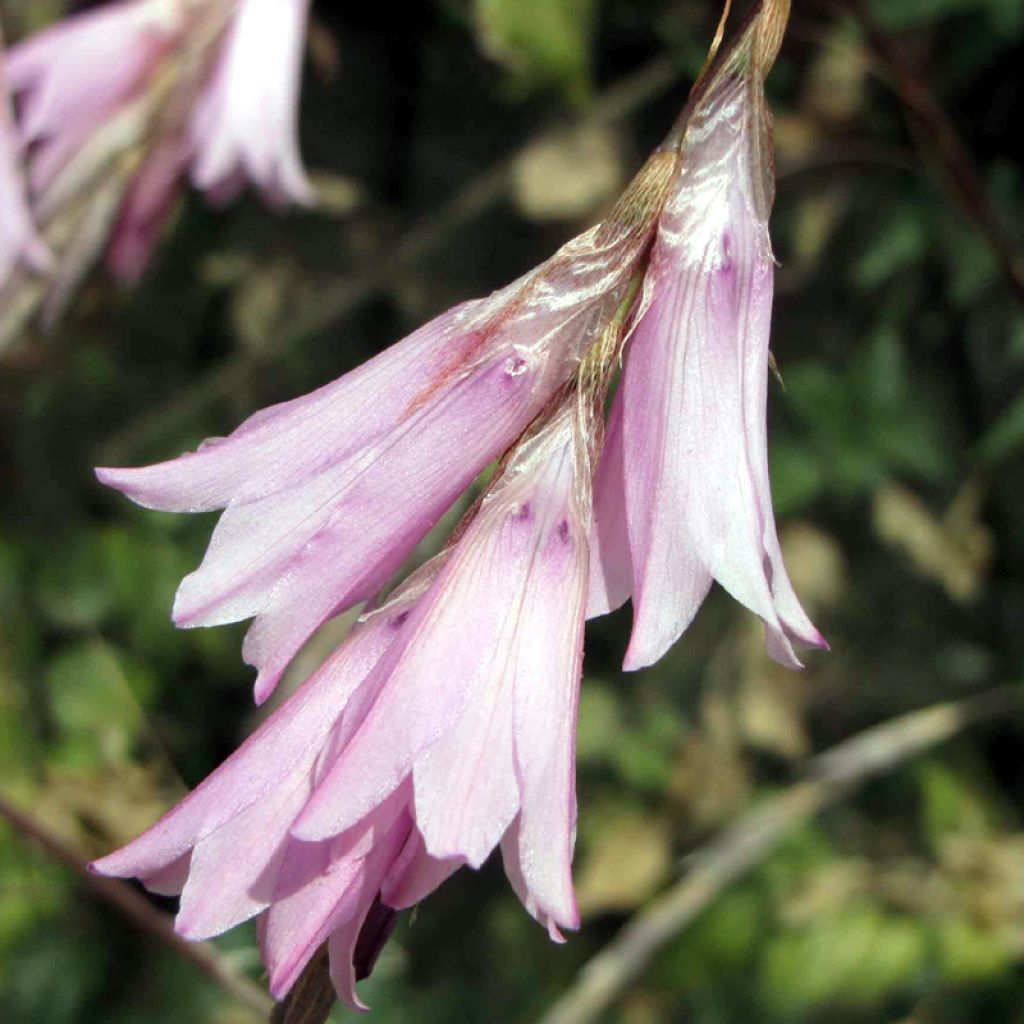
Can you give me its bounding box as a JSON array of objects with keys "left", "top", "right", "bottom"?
[
  {"left": 380, "top": 827, "right": 460, "bottom": 910},
  {"left": 619, "top": 70, "right": 825, "bottom": 671},
  {"left": 412, "top": 653, "right": 519, "bottom": 868},
  {"left": 586, "top": 391, "right": 631, "bottom": 617},
  {"left": 262, "top": 795, "right": 410, "bottom": 999},
  {"left": 294, "top": 410, "right": 589, "bottom": 848},
  {"left": 90, "top": 595, "right": 413, "bottom": 882},
  {"left": 508, "top": 488, "right": 586, "bottom": 934},
  {"left": 105, "top": 134, "right": 189, "bottom": 281},
  {"left": 190, "top": 0, "right": 313, "bottom": 206},
  {"left": 174, "top": 769, "right": 311, "bottom": 940},
  {"left": 141, "top": 852, "right": 191, "bottom": 897},
  {"left": 500, "top": 821, "right": 566, "bottom": 943},
  {"left": 0, "top": 37, "right": 50, "bottom": 283},
  {"left": 6, "top": 0, "right": 179, "bottom": 192}
]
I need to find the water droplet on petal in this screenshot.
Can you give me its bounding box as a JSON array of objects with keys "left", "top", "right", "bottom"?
[{"left": 503, "top": 356, "right": 529, "bottom": 378}]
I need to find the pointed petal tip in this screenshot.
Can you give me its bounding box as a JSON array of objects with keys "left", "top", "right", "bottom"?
[
  {"left": 288, "top": 803, "right": 331, "bottom": 844},
  {"left": 807, "top": 628, "right": 830, "bottom": 653},
  {"left": 174, "top": 913, "right": 225, "bottom": 944},
  {"left": 94, "top": 465, "right": 124, "bottom": 488},
  {"left": 253, "top": 671, "right": 278, "bottom": 706},
  {"left": 621, "top": 635, "right": 658, "bottom": 673}
]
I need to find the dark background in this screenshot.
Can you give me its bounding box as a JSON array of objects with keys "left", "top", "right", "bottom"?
[{"left": 2, "top": 0, "right": 1024, "bottom": 1021}]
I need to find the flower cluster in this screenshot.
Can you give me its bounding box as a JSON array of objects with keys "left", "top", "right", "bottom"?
[
  {"left": 92, "top": 0, "right": 823, "bottom": 1009},
  {"left": 0, "top": 0, "right": 311, "bottom": 345}
]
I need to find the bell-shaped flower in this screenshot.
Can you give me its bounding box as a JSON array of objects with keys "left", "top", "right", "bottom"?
[
  {"left": 92, "top": 571, "right": 462, "bottom": 1008},
  {"left": 0, "top": 35, "right": 49, "bottom": 286},
  {"left": 4, "top": 0, "right": 181, "bottom": 194},
  {"left": 97, "top": 151, "right": 675, "bottom": 702},
  {"left": 588, "top": 4, "right": 827, "bottom": 670},
  {"left": 292, "top": 401, "right": 592, "bottom": 938},
  {"left": 94, "top": 396, "right": 596, "bottom": 1003},
  {"left": 190, "top": 0, "right": 314, "bottom": 205}
]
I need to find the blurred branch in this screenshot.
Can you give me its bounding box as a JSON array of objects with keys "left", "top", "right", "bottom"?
[
  {"left": 538, "top": 683, "right": 1024, "bottom": 1024},
  {"left": 843, "top": 0, "right": 1024, "bottom": 308},
  {"left": 0, "top": 791, "right": 274, "bottom": 1019},
  {"left": 99, "top": 56, "right": 680, "bottom": 464}
]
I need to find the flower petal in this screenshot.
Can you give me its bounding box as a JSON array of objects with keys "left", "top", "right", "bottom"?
[
  {"left": 586, "top": 390, "right": 631, "bottom": 618},
  {"left": 190, "top": 0, "right": 313, "bottom": 205},
  {"left": 620, "top": 73, "right": 824, "bottom": 671},
  {"left": 262, "top": 795, "right": 410, "bottom": 999},
  {"left": 90, "top": 598, "right": 410, "bottom": 881}
]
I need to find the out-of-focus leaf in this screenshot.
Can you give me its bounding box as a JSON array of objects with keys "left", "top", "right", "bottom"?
[
  {"left": 576, "top": 679, "right": 624, "bottom": 765},
  {"left": 512, "top": 125, "right": 624, "bottom": 222},
  {"left": 576, "top": 810, "right": 672, "bottom": 915},
  {"left": 937, "top": 916, "right": 1011, "bottom": 983},
  {"left": 873, "top": 478, "right": 993, "bottom": 602},
  {"left": 1, "top": 925, "right": 107, "bottom": 1024},
  {"left": 918, "top": 757, "right": 1001, "bottom": 853},
  {"left": 867, "top": 0, "right": 976, "bottom": 30},
  {"left": 34, "top": 533, "right": 117, "bottom": 630},
  {"left": 977, "top": 392, "right": 1024, "bottom": 465},
  {"left": 46, "top": 641, "right": 156, "bottom": 769},
  {"left": 474, "top": 0, "right": 596, "bottom": 101},
  {"left": 854, "top": 206, "right": 928, "bottom": 290},
  {"left": 758, "top": 904, "right": 928, "bottom": 1015}
]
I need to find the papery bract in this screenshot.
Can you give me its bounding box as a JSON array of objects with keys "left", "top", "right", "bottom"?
[
  {"left": 190, "top": 0, "right": 313, "bottom": 205},
  {"left": 588, "top": 10, "right": 826, "bottom": 670}
]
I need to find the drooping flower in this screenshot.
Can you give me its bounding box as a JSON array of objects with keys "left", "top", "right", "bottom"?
[
  {"left": 0, "top": 0, "right": 314, "bottom": 337},
  {"left": 94, "top": 386, "right": 603, "bottom": 1004},
  {"left": 92, "top": 1, "right": 824, "bottom": 1011},
  {"left": 96, "top": 146, "right": 677, "bottom": 702},
  {"left": 189, "top": 0, "right": 314, "bottom": 205},
  {"left": 5, "top": 0, "right": 183, "bottom": 195},
  {"left": 589, "top": 0, "right": 827, "bottom": 670},
  {"left": 0, "top": 28, "right": 50, "bottom": 284}
]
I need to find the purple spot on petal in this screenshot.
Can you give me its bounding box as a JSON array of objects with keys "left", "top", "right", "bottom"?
[
  {"left": 389, "top": 610, "right": 411, "bottom": 630},
  {"left": 720, "top": 230, "right": 734, "bottom": 273},
  {"left": 512, "top": 501, "right": 533, "bottom": 524},
  {"left": 557, "top": 519, "right": 572, "bottom": 544}
]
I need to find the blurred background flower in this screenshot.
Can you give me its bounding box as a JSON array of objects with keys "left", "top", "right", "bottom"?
[{"left": 1, "top": 1, "right": 1023, "bottom": 1022}]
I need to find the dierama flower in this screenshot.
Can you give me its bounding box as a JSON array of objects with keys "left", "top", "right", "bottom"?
[
  {"left": 96, "top": 146, "right": 677, "bottom": 703},
  {"left": 0, "top": 0, "right": 313, "bottom": 342},
  {"left": 95, "top": 365, "right": 612, "bottom": 1004},
  {"left": 589, "top": 0, "right": 827, "bottom": 670},
  {"left": 93, "top": 0, "right": 823, "bottom": 1011},
  {"left": 190, "top": 0, "right": 314, "bottom": 205},
  {"left": 0, "top": 29, "right": 49, "bottom": 285}
]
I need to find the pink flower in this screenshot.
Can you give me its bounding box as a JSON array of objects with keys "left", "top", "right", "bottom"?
[
  {"left": 0, "top": 31, "right": 50, "bottom": 284},
  {"left": 96, "top": 161, "right": 672, "bottom": 702},
  {"left": 4, "top": 0, "right": 181, "bottom": 194},
  {"left": 1, "top": 0, "right": 313, "bottom": 300},
  {"left": 190, "top": 0, "right": 314, "bottom": 205},
  {"left": 588, "top": 6, "right": 827, "bottom": 670},
  {"left": 93, "top": 398, "right": 593, "bottom": 1005}
]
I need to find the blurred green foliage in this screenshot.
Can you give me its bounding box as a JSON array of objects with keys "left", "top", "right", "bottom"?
[{"left": 2, "top": 1, "right": 1024, "bottom": 1022}]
